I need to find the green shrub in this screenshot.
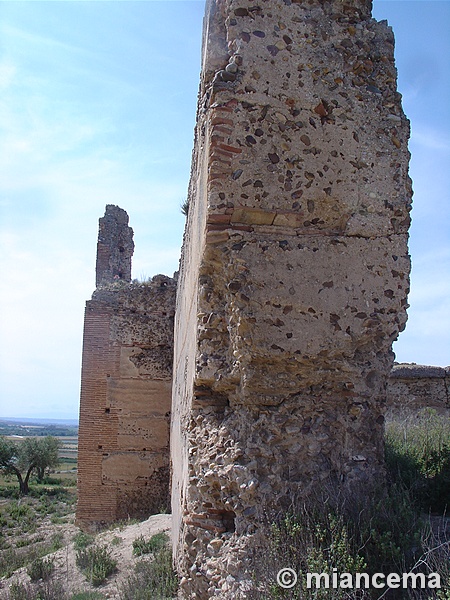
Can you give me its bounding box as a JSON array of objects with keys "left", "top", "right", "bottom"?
[
  {"left": 35, "top": 578, "right": 67, "bottom": 600},
  {"left": 107, "top": 517, "right": 140, "bottom": 531},
  {"left": 120, "top": 546, "right": 178, "bottom": 599},
  {"left": 8, "top": 582, "right": 36, "bottom": 600},
  {"left": 73, "top": 531, "right": 95, "bottom": 551},
  {"left": 132, "top": 532, "right": 169, "bottom": 556},
  {"left": 39, "top": 476, "right": 64, "bottom": 486},
  {"left": 0, "top": 531, "right": 65, "bottom": 578},
  {"left": 8, "top": 502, "right": 32, "bottom": 520},
  {"left": 420, "top": 519, "right": 450, "bottom": 600},
  {"left": 0, "top": 486, "right": 20, "bottom": 499},
  {"left": 16, "top": 537, "right": 33, "bottom": 548},
  {"left": 27, "top": 556, "right": 54, "bottom": 582},
  {"left": 75, "top": 545, "right": 117, "bottom": 586},
  {"left": 1, "top": 548, "right": 23, "bottom": 578},
  {"left": 250, "top": 501, "right": 370, "bottom": 600},
  {"left": 385, "top": 408, "right": 450, "bottom": 513},
  {"left": 6, "top": 501, "right": 36, "bottom": 533},
  {"left": 7, "top": 580, "right": 64, "bottom": 600},
  {"left": 49, "top": 531, "right": 64, "bottom": 553},
  {"left": 69, "top": 593, "right": 106, "bottom": 600},
  {"left": 359, "top": 483, "right": 422, "bottom": 575},
  {"left": 247, "top": 478, "right": 428, "bottom": 600}
]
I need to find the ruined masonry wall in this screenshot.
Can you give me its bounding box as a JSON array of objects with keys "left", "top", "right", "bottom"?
[
  {"left": 171, "top": 0, "right": 412, "bottom": 596},
  {"left": 96, "top": 205, "right": 134, "bottom": 287},
  {"left": 76, "top": 280, "right": 176, "bottom": 531},
  {"left": 387, "top": 364, "right": 450, "bottom": 415},
  {"left": 76, "top": 204, "right": 176, "bottom": 531}
]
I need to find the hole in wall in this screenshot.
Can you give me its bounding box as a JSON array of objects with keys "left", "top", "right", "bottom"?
[{"left": 222, "top": 511, "right": 236, "bottom": 533}]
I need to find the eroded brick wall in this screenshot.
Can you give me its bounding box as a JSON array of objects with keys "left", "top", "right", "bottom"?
[
  {"left": 76, "top": 302, "right": 120, "bottom": 528},
  {"left": 76, "top": 207, "right": 176, "bottom": 531},
  {"left": 171, "top": 0, "right": 412, "bottom": 595}
]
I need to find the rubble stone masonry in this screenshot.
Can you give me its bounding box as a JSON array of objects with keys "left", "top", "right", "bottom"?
[
  {"left": 387, "top": 364, "right": 450, "bottom": 416},
  {"left": 76, "top": 215, "right": 447, "bottom": 549},
  {"left": 76, "top": 206, "right": 176, "bottom": 531},
  {"left": 171, "top": 0, "right": 412, "bottom": 596}
]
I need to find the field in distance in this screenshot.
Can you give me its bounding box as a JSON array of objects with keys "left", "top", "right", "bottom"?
[
  {"left": 0, "top": 417, "right": 78, "bottom": 484},
  {"left": 0, "top": 417, "right": 78, "bottom": 438}
]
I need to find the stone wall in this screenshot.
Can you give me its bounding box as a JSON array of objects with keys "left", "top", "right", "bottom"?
[
  {"left": 387, "top": 363, "right": 450, "bottom": 416},
  {"left": 76, "top": 213, "right": 446, "bottom": 544},
  {"left": 171, "top": 0, "right": 412, "bottom": 596},
  {"left": 96, "top": 205, "right": 134, "bottom": 287},
  {"left": 76, "top": 207, "right": 176, "bottom": 531}
]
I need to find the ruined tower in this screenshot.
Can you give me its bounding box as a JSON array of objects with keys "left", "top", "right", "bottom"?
[
  {"left": 171, "top": 0, "right": 412, "bottom": 595},
  {"left": 95, "top": 205, "right": 134, "bottom": 287},
  {"left": 76, "top": 205, "right": 176, "bottom": 531}
]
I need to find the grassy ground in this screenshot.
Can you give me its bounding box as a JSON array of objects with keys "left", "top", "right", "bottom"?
[
  {"left": 0, "top": 471, "right": 77, "bottom": 580},
  {"left": 0, "top": 465, "right": 177, "bottom": 599},
  {"left": 0, "top": 409, "right": 448, "bottom": 599},
  {"left": 250, "top": 408, "right": 450, "bottom": 600}
]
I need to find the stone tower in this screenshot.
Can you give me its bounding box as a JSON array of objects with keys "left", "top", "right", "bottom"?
[
  {"left": 76, "top": 206, "right": 176, "bottom": 531},
  {"left": 95, "top": 204, "right": 134, "bottom": 287},
  {"left": 171, "top": 0, "right": 411, "bottom": 596}
]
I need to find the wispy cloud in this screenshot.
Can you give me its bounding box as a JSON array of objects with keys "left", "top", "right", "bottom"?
[
  {"left": 1, "top": 0, "right": 448, "bottom": 419},
  {"left": 411, "top": 126, "right": 450, "bottom": 152}
]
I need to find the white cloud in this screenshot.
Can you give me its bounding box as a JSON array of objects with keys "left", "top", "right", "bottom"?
[{"left": 411, "top": 127, "right": 450, "bottom": 152}]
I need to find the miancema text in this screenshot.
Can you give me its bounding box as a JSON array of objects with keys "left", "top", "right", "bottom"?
[{"left": 307, "top": 571, "right": 441, "bottom": 590}]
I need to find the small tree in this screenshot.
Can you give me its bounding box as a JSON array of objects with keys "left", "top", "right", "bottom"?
[
  {"left": 35, "top": 436, "right": 61, "bottom": 482},
  {"left": 0, "top": 435, "right": 60, "bottom": 494}
]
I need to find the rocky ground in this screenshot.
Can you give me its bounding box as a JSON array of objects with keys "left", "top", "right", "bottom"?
[{"left": 0, "top": 502, "right": 172, "bottom": 599}]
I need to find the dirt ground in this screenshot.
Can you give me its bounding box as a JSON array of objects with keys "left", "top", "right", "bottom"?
[{"left": 0, "top": 513, "right": 172, "bottom": 599}]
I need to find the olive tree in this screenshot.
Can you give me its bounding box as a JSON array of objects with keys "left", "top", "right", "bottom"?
[{"left": 0, "top": 435, "right": 60, "bottom": 494}]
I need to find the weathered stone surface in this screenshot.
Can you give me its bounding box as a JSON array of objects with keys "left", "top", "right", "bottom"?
[
  {"left": 391, "top": 363, "right": 449, "bottom": 379},
  {"left": 76, "top": 208, "right": 176, "bottom": 531},
  {"left": 171, "top": 0, "right": 412, "bottom": 596},
  {"left": 96, "top": 205, "right": 134, "bottom": 287},
  {"left": 387, "top": 363, "right": 450, "bottom": 415}
]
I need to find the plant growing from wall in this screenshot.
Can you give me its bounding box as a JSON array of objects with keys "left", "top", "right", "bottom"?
[{"left": 180, "top": 198, "right": 190, "bottom": 216}]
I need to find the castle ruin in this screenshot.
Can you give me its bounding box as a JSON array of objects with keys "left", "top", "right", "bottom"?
[
  {"left": 74, "top": 0, "right": 450, "bottom": 596},
  {"left": 171, "top": 0, "right": 412, "bottom": 595},
  {"left": 76, "top": 205, "right": 176, "bottom": 531}
]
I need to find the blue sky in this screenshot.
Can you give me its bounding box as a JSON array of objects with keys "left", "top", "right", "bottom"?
[{"left": 0, "top": 1, "right": 448, "bottom": 419}]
